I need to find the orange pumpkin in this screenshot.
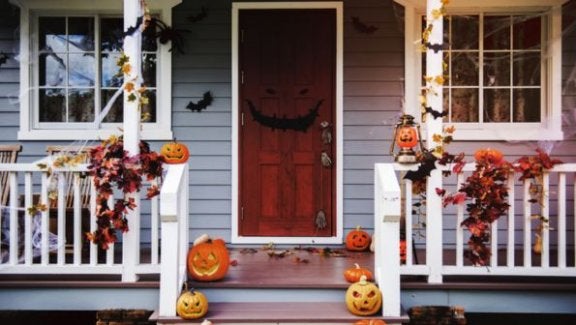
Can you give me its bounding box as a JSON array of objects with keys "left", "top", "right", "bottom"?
[
  {"left": 344, "top": 263, "right": 374, "bottom": 283},
  {"left": 345, "top": 226, "right": 372, "bottom": 251},
  {"left": 474, "top": 148, "right": 503, "bottom": 164},
  {"left": 399, "top": 239, "right": 407, "bottom": 264},
  {"left": 354, "top": 319, "right": 387, "bottom": 325},
  {"left": 161, "top": 140, "right": 190, "bottom": 164},
  {"left": 395, "top": 125, "right": 419, "bottom": 149},
  {"left": 187, "top": 238, "right": 230, "bottom": 281}
]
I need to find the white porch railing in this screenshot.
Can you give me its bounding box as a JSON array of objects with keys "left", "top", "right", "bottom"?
[
  {"left": 376, "top": 162, "right": 576, "bottom": 313},
  {"left": 0, "top": 161, "right": 166, "bottom": 281}
]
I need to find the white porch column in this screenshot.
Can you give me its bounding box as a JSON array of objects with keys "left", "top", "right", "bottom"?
[
  {"left": 425, "top": 0, "right": 444, "bottom": 284},
  {"left": 122, "top": 0, "right": 142, "bottom": 282}
]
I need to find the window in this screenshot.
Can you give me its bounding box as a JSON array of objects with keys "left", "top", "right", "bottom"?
[
  {"left": 404, "top": 0, "right": 565, "bottom": 141},
  {"left": 15, "top": 0, "right": 180, "bottom": 140}
]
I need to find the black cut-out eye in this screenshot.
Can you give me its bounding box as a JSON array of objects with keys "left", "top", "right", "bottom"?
[
  {"left": 299, "top": 88, "right": 309, "bottom": 95},
  {"left": 266, "top": 88, "right": 276, "bottom": 94}
]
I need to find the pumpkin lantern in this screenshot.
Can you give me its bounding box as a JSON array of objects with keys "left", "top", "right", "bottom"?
[
  {"left": 187, "top": 238, "right": 230, "bottom": 281},
  {"left": 389, "top": 114, "right": 422, "bottom": 164},
  {"left": 176, "top": 288, "right": 209, "bottom": 319},
  {"left": 345, "top": 275, "right": 383, "bottom": 316},
  {"left": 344, "top": 263, "right": 374, "bottom": 283},
  {"left": 161, "top": 140, "right": 190, "bottom": 164},
  {"left": 354, "top": 319, "right": 387, "bottom": 325},
  {"left": 345, "top": 226, "right": 372, "bottom": 251}
]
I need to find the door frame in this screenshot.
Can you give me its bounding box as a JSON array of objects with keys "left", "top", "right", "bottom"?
[{"left": 231, "top": 1, "right": 343, "bottom": 244}]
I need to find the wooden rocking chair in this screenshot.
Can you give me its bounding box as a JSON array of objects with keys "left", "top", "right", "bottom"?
[{"left": 0, "top": 144, "right": 22, "bottom": 208}]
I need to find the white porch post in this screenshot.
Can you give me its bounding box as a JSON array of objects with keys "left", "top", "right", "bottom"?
[
  {"left": 425, "top": 0, "right": 444, "bottom": 284},
  {"left": 122, "top": 0, "right": 142, "bottom": 282}
]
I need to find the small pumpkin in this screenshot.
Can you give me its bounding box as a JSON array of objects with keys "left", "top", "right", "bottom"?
[
  {"left": 345, "top": 275, "right": 382, "bottom": 316},
  {"left": 474, "top": 148, "right": 503, "bottom": 164},
  {"left": 344, "top": 263, "right": 373, "bottom": 283},
  {"left": 345, "top": 226, "right": 372, "bottom": 251},
  {"left": 187, "top": 238, "right": 230, "bottom": 281},
  {"left": 161, "top": 140, "right": 190, "bottom": 164},
  {"left": 399, "top": 239, "right": 407, "bottom": 264},
  {"left": 354, "top": 319, "right": 387, "bottom": 325},
  {"left": 176, "top": 288, "right": 209, "bottom": 319}
]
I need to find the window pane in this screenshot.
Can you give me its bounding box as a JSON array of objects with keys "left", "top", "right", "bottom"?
[
  {"left": 513, "top": 52, "right": 540, "bottom": 86},
  {"left": 102, "top": 52, "right": 123, "bottom": 87},
  {"left": 484, "top": 16, "right": 510, "bottom": 50},
  {"left": 484, "top": 89, "right": 510, "bottom": 122},
  {"left": 69, "top": 53, "right": 95, "bottom": 87},
  {"left": 101, "top": 90, "right": 123, "bottom": 123},
  {"left": 513, "top": 89, "right": 540, "bottom": 122},
  {"left": 451, "top": 88, "right": 479, "bottom": 122},
  {"left": 39, "top": 53, "right": 66, "bottom": 87},
  {"left": 69, "top": 89, "right": 95, "bottom": 122},
  {"left": 452, "top": 52, "right": 478, "bottom": 86},
  {"left": 513, "top": 15, "right": 541, "bottom": 49},
  {"left": 143, "top": 53, "right": 157, "bottom": 87},
  {"left": 101, "top": 18, "right": 123, "bottom": 52},
  {"left": 141, "top": 90, "right": 156, "bottom": 123},
  {"left": 39, "top": 17, "right": 66, "bottom": 52},
  {"left": 484, "top": 52, "right": 510, "bottom": 86},
  {"left": 452, "top": 16, "right": 478, "bottom": 49},
  {"left": 39, "top": 89, "right": 66, "bottom": 122},
  {"left": 68, "top": 17, "right": 95, "bottom": 52}
]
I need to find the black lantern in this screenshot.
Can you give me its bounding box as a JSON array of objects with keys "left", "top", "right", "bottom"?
[{"left": 390, "top": 114, "right": 423, "bottom": 164}]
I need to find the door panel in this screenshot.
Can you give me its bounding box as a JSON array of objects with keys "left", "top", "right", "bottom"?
[{"left": 239, "top": 9, "right": 336, "bottom": 237}]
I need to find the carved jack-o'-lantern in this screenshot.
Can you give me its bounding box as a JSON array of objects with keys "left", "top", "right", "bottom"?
[
  {"left": 176, "top": 289, "right": 209, "bottom": 319},
  {"left": 345, "top": 275, "right": 383, "bottom": 316},
  {"left": 187, "top": 238, "right": 230, "bottom": 281},
  {"left": 345, "top": 226, "right": 372, "bottom": 251},
  {"left": 161, "top": 140, "right": 190, "bottom": 164},
  {"left": 395, "top": 126, "right": 418, "bottom": 149},
  {"left": 354, "top": 319, "right": 387, "bottom": 325}
]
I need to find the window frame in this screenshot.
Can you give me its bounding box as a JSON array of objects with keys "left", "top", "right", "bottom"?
[
  {"left": 13, "top": 0, "right": 181, "bottom": 141},
  {"left": 397, "top": 0, "right": 566, "bottom": 141}
]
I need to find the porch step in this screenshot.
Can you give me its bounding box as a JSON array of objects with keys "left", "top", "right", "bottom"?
[{"left": 150, "top": 302, "right": 410, "bottom": 324}]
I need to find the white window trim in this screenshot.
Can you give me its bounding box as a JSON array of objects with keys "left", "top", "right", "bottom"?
[
  {"left": 395, "top": 0, "right": 566, "bottom": 141},
  {"left": 11, "top": 0, "right": 181, "bottom": 141},
  {"left": 231, "top": 2, "right": 344, "bottom": 245}
]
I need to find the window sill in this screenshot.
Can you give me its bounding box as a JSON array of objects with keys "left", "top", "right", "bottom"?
[
  {"left": 447, "top": 125, "right": 564, "bottom": 141},
  {"left": 18, "top": 128, "right": 174, "bottom": 141}
]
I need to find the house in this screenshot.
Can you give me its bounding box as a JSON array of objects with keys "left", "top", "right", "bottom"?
[{"left": 0, "top": 0, "right": 575, "bottom": 323}]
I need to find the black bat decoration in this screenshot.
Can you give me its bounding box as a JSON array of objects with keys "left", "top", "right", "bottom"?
[
  {"left": 425, "top": 106, "right": 448, "bottom": 119},
  {"left": 188, "top": 6, "right": 208, "bottom": 23},
  {"left": 425, "top": 42, "right": 443, "bottom": 53},
  {"left": 0, "top": 52, "right": 9, "bottom": 68},
  {"left": 404, "top": 152, "right": 437, "bottom": 182},
  {"left": 123, "top": 16, "right": 144, "bottom": 37},
  {"left": 352, "top": 16, "right": 378, "bottom": 34},
  {"left": 186, "top": 91, "right": 214, "bottom": 112},
  {"left": 246, "top": 99, "right": 322, "bottom": 132}
]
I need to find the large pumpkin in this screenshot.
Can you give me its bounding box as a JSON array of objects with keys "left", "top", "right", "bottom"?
[
  {"left": 345, "top": 275, "right": 382, "bottom": 316},
  {"left": 176, "top": 289, "right": 209, "bottom": 319},
  {"left": 345, "top": 226, "right": 372, "bottom": 251},
  {"left": 187, "top": 238, "right": 230, "bottom": 281},
  {"left": 161, "top": 140, "right": 190, "bottom": 164},
  {"left": 344, "top": 263, "right": 374, "bottom": 283}
]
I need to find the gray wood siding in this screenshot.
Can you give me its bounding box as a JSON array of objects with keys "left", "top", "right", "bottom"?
[{"left": 0, "top": 0, "right": 573, "bottom": 245}]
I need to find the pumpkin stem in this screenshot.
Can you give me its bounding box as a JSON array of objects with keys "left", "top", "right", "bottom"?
[
  {"left": 354, "top": 263, "right": 360, "bottom": 269},
  {"left": 359, "top": 275, "right": 368, "bottom": 284},
  {"left": 356, "top": 225, "right": 361, "bottom": 231}
]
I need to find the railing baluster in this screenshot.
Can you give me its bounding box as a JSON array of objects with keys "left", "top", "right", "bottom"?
[
  {"left": 557, "top": 173, "right": 566, "bottom": 268},
  {"left": 491, "top": 216, "right": 498, "bottom": 267},
  {"left": 9, "top": 172, "right": 18, "bottom": 265},
  {"left": 89, "top": 177, "right": 97, "bottom": 265},
  {"left": 542, "top": 172, "right": 550, "bottom": 268},
  {"left": 151, "top": 179, "right": 159, "bottom": 265},
  {"left": 107, "top": 196, "right": 115, "bottom": 265},
  {"left": 24, "top": 172, "right": 33, "bottom": 265},
  {"left": 507, "top": 176, "right": 515, "bottom": 267},
  {"left": 523, "top": 180, "right": 532, "bottom": 267},
  {"left": 456, "top": 173, "right": 464, "bottom": 267},
  {"left": 73, "top": 173, "right": 82, "bottom": 264},
  {"left": 41, "top": 172, "right": 49, "bottom": 264},
  {"left": 404, "top": 179, "right": 413, "bottom": 266},
  {"left": 57, "top": 173, "right": 66, "bottom": 264}
]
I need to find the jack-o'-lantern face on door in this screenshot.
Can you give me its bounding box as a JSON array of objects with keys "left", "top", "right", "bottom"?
[
  {"left": 187, "top": 238, "right": 230, "bottom": 281},
  {"left": 345, "top": 276, "right": 382, "bottom": 316}
]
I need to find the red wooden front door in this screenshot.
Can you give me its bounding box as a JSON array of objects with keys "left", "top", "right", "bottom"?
[{"left": 239, "top": 9, "right": 336, "bottom": 237}]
